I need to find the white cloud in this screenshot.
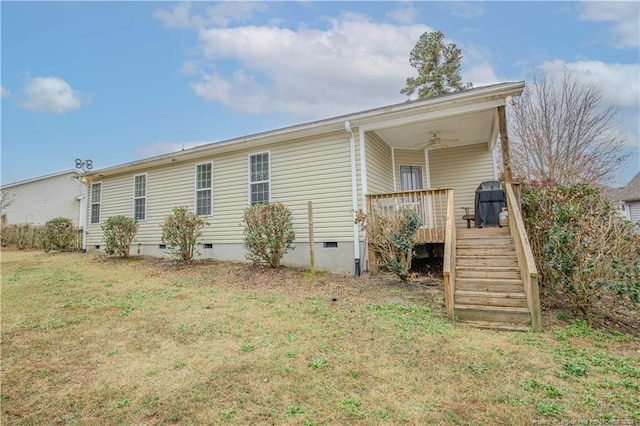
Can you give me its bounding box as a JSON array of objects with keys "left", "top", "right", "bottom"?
[
  {"left": 0, "top": 86, "right": 9, "bottom": 97},
  {"left": 579, "top": 2, "right": 639, "bottom": 48},
  {"left": 443, "top": 2, "right": 485, "bottom": 20},
  {"left": 154, "top": 2, "right": 268, "bottom": 29},
  {"left": 386, "top": 3, "right": 418, "bottom": 25},
  {"left": 180, "top": 13, "right": 433, "bottom": 118},
  {"left": 153, "top": 3, "right": 195, "bottom": 29},
  {"left": 540, "top": 60, "right": 640, "bottom": 107},
  {"left": 136, "top": 141, "right": 211, "bottom": 157},
  {"left": 20, "top": 76, "right": 87, "bottom": 113},
  {"left": 463, "top": 65, "right": 500, "bottom": 87}
]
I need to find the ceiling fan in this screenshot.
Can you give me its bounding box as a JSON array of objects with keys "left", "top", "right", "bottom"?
[{"left": 415, "top": 131, "right": 459, "bottom": 150}]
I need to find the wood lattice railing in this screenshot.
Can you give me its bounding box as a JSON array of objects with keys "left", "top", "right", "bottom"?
[{"left": 366, "top": 189, "right": 451, "bottom": 243}]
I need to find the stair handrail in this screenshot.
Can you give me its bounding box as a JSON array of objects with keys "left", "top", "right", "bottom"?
[
  {"left": 443, "top": 189, "right": 456, "bottom": 320},
  {"left": 504, "top": 183, "right": 542, "bottom": 331}
]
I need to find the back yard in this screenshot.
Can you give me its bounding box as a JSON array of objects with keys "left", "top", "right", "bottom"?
[{"left": 1, "top": 250, "right": 638, "bottom": 425}]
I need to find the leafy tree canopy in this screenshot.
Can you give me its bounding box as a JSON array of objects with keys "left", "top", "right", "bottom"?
[{"left": 401, "top": 31, "right": 472, "bottom": 99}]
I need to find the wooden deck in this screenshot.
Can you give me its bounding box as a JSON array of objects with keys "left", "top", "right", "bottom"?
[{"left": 366, "top": 188, "right": 450, "bottom": 243}]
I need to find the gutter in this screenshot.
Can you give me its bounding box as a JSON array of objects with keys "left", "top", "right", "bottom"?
[{"left": 345, "top": 120, "right": 361, "bottom": 277}]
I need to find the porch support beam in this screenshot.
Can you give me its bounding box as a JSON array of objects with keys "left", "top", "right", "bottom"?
[
  {"left": 391, "top": 147, "right": 397, "bottom": 192},
  {"left": 498, "top": 105, "right": 513, "bottom": 183}
]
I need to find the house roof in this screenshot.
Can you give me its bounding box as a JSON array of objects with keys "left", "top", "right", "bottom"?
[
  {"left": 83, "top": 81, "right": 525, "bottom": 180},
  {"left": 1, "top": 169, "right": 81, "bottom": 190},
  {"left": 607, "top": 172, "right": 640, "bottom": 202}
]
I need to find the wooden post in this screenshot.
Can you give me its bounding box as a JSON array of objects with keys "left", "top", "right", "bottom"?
[
  {"left": 307, "top": 201, "right": 315, "bottom": 273},
  {"left": 498, "top": 105, "right": 513, "bottom": 183}
]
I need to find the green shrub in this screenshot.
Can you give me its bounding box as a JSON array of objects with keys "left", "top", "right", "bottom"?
[
  {"left": 102, "top": 215, "right": 139, "bottom": 258},
  {"left": 356, "top": 208, "right": 422, "bottom": 282},
  {"left": 41, "top": 217, "right": 77, "bottom": 252},
  {"left": 161, "top": 207, "right": 208, "bottom": 263},
  {"left": 242, "top": 202, "right": 295, "bottom": 268},
  {"left": 522, "top": 183, "right": 640, "bottom": 321}
]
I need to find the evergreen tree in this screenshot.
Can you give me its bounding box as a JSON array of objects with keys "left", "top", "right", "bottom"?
[{"left": 401, "top": 31, "right": 472, "bottom": 99}]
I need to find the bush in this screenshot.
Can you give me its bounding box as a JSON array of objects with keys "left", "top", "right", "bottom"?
[
  {"left": 161, "top": 207, "right": 208, "bottom": 263},
  {"left": 0, "top": 224, "right": 43, "bottom": 249},
  {"left": 356, "top": 208, "right": 422, "bottom": 282},
  {"left": 102, "top": 215, "right": 139, "bottom": 258},
  {"left": 242, "top": 202, "right": 295, "bottom": 268},
  {"left": 522, "top": 183, "right": 640, "bottom": 321},
  {"left": 41, "top": 217, "right": 77, "bottom": 252}
]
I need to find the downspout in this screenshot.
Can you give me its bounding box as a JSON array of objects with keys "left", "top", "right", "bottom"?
[
  {"left": 79, "top": 177, "right": 88, "bottom": 252},
  {"left": 345, "top": 120, "right": 361, "bottom": 277}
]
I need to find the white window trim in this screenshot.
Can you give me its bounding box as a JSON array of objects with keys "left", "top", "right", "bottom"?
[
  {"left": 399, "top": 164, "right": 424, "bottom": 191},
  {"left": 194, "top": 162, "right": 213, "bottom": 216},
  {"left": 248, "top": 151, "right": 271, "bottom": 205},
  {"left": 90, "top": 182, "right": 102, "bottom": 224},
  {"left": 133, "top": 173, "right": 147, "bottom": 221}
]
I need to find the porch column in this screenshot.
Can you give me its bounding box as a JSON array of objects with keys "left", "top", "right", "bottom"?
[{"left": 498, "top": 105, "right": 513, "bottom": 183}]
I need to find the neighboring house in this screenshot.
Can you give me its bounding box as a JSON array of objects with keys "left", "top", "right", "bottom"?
[
  {"left": 1, "top": 170, "right": 87, "bottom": 228},
  {"left": 83, "top": 81, "right": 542, "bottom": 330},
  {"left": 605, "top": 172, "right": 640, "bottom": 224}
]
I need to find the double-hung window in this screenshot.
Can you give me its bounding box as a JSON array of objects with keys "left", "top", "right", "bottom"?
[
  {"left": 195, "top": 162, "right": 212, "bottom": 216},
  {"left": 249, "top": 152, "right": 270, "bottom": 205},
  {"left": 134, "top": 174, "right": 147, "bottom": 221},
  {"left": 90, "top": 183, "right": 101, "bottom": 224}
]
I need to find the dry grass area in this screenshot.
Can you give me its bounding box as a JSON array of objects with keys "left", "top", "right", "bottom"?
[{"left": 1, "top": 250, "right": 638, "bottom": 425}]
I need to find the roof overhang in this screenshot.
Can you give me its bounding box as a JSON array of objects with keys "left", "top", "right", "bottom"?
[{"left": 83, "top": 81, "right": 525, "bottom": 180}]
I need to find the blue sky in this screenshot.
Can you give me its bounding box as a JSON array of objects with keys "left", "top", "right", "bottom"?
[{"left": 2, "top": 1, "right": 639, "bottom": 186}]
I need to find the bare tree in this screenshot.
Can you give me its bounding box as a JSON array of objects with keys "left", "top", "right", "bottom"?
[
  {"left": 509, "top": 70, "right": 627, "bottom": 185},
  {"left": 0, "top": 192, "right": 15, "bottom": 213}
]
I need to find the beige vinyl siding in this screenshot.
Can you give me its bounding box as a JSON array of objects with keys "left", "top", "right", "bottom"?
[
  {"left": 87, "top": 131, "right": 355, "bottom": 246},
  {"left": 269, "top": 132, "right": 354, "bottom": 242},
  {"left": 393, "top": 149, "right": 427, "bottom": 191},
  {"left": 429, "top": 143, "right": 496, "bottom": 228},
  {"left": 365, "top": 132, "right": 393, "bottom": 195}
]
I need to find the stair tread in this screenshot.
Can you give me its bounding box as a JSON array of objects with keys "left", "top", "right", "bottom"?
[
  {"left": 455, "top": 304, "right": 530, "bottom": 313},
  {"left": 457, "top": 321, "right": 532, "bottom": 332},
  {"left": 456, "top": 266, "right": 519, "bottom": 271},
  {"left": 457, "top": 277, "right": 523, "bottom": 284},
  {"left": 455, "top": 290, "right": 526, "bottom": 298}
]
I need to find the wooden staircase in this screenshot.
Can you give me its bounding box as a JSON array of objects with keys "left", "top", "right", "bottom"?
[{"left": 454, "top": 227, "right": 532, "bottom": 330}]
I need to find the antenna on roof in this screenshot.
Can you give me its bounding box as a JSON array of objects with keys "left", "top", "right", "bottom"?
[{"left": 75, "top": 158, "right": 93, "bottom": 173}]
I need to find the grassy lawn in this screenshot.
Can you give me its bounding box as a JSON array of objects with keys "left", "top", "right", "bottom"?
[{"left": 1, "top": 250, "right": 638, "bottom": 425}]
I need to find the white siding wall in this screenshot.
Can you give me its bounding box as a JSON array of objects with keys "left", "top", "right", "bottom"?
[
  {"left": 365, "top": 132, "right": 394, "bottom": 194},
  {"left": 628, "top": 201, "right": 640, "bottom": 224},
  {"left": 86, "top": 132, "right": 355, "bottom": 250},
  {"left": 2, "top": 172, "right": 84, "bottom": 227},
  {"left": 429, "top": 143, "right": 497, "bottom": 228}
]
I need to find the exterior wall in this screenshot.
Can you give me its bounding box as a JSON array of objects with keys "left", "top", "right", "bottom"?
[
  {"left": 393, "top": 149, "right": 427, "bottom": 191},
  {"left": 627, "top": 200, "right": 640, "bottom": 224},
  {"left": 86, "top": 131, "right": 359, "bottom": 274},
  {"left": 1, "top": 172, "right": 84, "bottom": 227},
  {"left": 365, "top": 132, "right": 394, "bottom": 194},
  {"left": 429, "top": 143, "right": 497, "bottom": 228}
]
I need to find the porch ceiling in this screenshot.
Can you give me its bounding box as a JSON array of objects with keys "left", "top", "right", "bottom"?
[{"left": 372, "top": 108, "right": 497, "bottom": 151}]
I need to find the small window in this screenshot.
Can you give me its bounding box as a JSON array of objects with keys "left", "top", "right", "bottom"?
[
  {"left": 134, "top": 174, "right": 147, "bottom": 221},
  {"left": 90, "top": 183, "right": 101, "bottom": 224},
  {"left": 94, "top": 245, "right": 101, "bottom": 250},
  {"left": 400, "top": 166, "right": 423, "bottom": 191},
  {"left": 249, "top": 152, "right": 270, "bottom": 205},
  {"left": 203, "top": 243, "right": 213, "bottom": 249},
  {"left": 195, "top": 163, "right": 213, "bottom": 216},
  {"left": 323, "top": 242, "right": 338, "bottom": 248},
  {"left": 158, "top": 244, "right": 167, "bottom": 249}
]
